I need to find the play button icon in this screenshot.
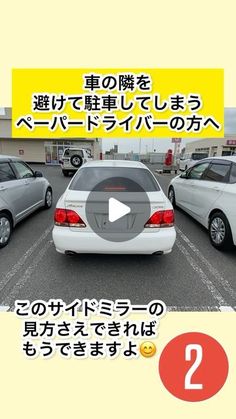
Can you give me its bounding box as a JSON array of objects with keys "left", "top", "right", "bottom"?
[
  {"left": 108, "top": 198, "right": 131, "bottom": 223},
  {"left": 85, "top": 176, "right": 151, "bottom": 242}
]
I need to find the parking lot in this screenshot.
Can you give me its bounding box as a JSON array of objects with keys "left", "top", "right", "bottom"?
[{"left": 0, "top": 164, "right": 235, "bottom": 311}]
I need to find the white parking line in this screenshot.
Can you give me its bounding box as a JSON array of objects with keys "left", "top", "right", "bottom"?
[
  {"left": 0, "top": 306, "right": 10, "bottom": 312},
  {"left": 167, "top": 306, "right": 220, "bottom": 311},
  {"left": 176, "top": 226, "right": 236, "bottom": 301},
  {"left": 0, "top": 224, "right": 53, "bottom": 294},
  {"left": 176, "top": 240, "right": 234, "bottom": 310},
  {"left": 1, "top": 240, "right": 53, "bottom": 309},
  {"left": 219, "top": 306, "right": 235, "bottom": 312}
]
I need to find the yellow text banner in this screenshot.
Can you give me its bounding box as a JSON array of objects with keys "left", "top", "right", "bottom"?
[{"left": 12, "top": 68, "right": 224, "bottom": 138}]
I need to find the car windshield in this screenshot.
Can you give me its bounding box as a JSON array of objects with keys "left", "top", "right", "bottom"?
[
  {"left": 192, "top": 153, "right": 208, "bottom": 161},
  {"left": 69, "top": 167, "right": 160, "bottom": 192}
]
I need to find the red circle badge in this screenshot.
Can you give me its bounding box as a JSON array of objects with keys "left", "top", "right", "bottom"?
[{"left": 159, "top": 332, "right": 229, "bottom": 402}]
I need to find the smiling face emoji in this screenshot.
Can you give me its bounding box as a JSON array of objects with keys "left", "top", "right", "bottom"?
[{"left": 140, "top": 341, "right": 156, "bottom": 358}]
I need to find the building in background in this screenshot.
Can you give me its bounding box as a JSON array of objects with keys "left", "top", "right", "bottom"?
[
  {"left": 184, "top": 137, "right": 236, "bottom": 157},
  {"left": 0, "top": 108, "right": 102, "bottom": 164}
]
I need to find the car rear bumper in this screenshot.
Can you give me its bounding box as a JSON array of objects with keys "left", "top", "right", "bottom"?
[
  {"left": 52, "top": 226, "right": 176, "bottom": 255},
  {"left": 60, "top": 165, "right": 77, "bottom": 171}
]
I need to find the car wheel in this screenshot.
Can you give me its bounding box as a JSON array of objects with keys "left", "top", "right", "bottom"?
[
  {"left": 44, "top": 188, "right": 53, "bottom": 209},
  {"left": 0, "top": 212, "right": 13, "bottom": 248},
  {"left": 62, "top": 170, "right": 69, "bottom": 177},
  {"left": 70, "top": 154, "right": 83, "bottom": 168},
  {"left": 209, "top": 212, "right": 234, "bottom": 250},
  {"left": 168, "top": 186, "right": 176, "bottom": 208}
]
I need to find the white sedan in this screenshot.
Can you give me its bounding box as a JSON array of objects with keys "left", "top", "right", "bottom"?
[
  {"left": 53, "top": 160, "right": 176, "bottom": 255},
  {"left": 168, "top": 156, "right": 236, "bottom": 250}
]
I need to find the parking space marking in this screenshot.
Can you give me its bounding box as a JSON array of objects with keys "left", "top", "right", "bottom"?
[
  {"left": 219, "top": 306, "right": 235, "bottom": 312},
  {"left": 176, "top": 240, "right": 234, "bottom": 310},
  {"left": 0, "top": 306, "right": 10, "bottom": 312},
  {"left": 167, "top": 306, "right": 220, "bottom": 311},
  {"left": 0, "top": 239, "right": 52, "bottom": 309},
  {"left": 0, "top": 224, "right": 53, "bottom": 294},
  {"left": 176, "top": 226, "right": 236, "bottom": 301}
]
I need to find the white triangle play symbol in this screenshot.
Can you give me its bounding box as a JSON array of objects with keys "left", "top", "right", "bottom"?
[{"left": 109, "top": 197, "right": 131, "bottom": 223}]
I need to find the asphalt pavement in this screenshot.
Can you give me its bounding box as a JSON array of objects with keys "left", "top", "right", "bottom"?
[{"left": 0, "top": 164, "right": 235, "bottom": 311}]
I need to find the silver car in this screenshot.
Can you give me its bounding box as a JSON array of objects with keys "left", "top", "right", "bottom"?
[{"left": 0, "top": 155, "right": 52, "bottom": 248}]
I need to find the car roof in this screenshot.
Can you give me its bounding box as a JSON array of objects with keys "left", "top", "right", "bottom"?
[
  {"left": 0, "top": 155, "right": 22, "bottom": 162},
  {"left": 81, "top": 160, "right": 148, "bottom": 169},
  {"left": 201, "top": 156, "right": 236, "bottom": 163},
  {"left": 64, "top": 147, "right": 87, "bottom": 150}
]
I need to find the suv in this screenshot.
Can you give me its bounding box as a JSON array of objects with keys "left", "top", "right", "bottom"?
[{"left": 60, "top": 148, "right": 93, "bottom": 176}]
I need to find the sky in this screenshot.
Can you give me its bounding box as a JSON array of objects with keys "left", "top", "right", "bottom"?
[{"left": 102, "top": 108, "right": 236, "bottom": 153}]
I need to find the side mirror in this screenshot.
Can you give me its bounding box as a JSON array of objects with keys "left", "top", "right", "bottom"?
[
  {"left": 59, "top": 160, "right": 63, "bottom": 164},
  {"left": 34, "top": 170, "right": 43, "bottom": 178},
  {"left": 180, "top": 172, "right": 188, "bottom": 179}
]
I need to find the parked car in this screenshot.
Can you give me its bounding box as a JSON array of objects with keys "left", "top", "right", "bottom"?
[
  {"left": 59, "top": 148, "right": 93, "bottom": 176},
  {"left": 179, "top": 152, "right": 209, "bottom": 171},
  {"left": 0, "top": 155, "right": 52, "bottom": 248},
  {"left": 168, "top": 156, "right": 236, "bottom": 250},
  {"left": 53, "top": 160, "right": 176, "bottom": 255}
]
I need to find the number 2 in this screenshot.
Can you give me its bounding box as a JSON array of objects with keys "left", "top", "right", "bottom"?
[{"left": 184, "top": 344, "right": 203, "bottom": 390}]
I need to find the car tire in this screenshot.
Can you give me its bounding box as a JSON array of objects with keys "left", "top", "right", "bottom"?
[
  {"left": 70, "top": 154, "right": 83, "bottom": 168},
  {"left": 209, "top": 211, "right": 234, "bottom": 250},
  {"left": 0, "top": 212, "right": 13, "bottom": 248},
  {"left": 44, "top": 188, "right": 53, "bottom": 209},
  {"left": 168, "top": 186, "right": 176, "bottom": 208},
  {"left": 62, "top": 170, "right": 70, "bottom": 177}
]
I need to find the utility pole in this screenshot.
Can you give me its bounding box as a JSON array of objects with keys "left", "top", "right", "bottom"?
[{"left": 139, "top": 138, "right": 142, "bottom": 158}]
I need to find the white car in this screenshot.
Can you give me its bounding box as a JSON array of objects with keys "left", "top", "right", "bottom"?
[
  {"left": 59, "top": 147, "right": 93, "bottom": 176},
  {"left": 0, "top": 155, "right": 52, "bottom": 248},
  {"left": 53, "top": 160, "right": 176, "bottom": 255},
  {"left": 179, "top": 152, "right": 209, "bottom": 171},
  {"left": 168, "top": 156, "right": 236, "bottom": 250}
]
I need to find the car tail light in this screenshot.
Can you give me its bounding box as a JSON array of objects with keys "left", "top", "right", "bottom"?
[
  {"left": 144, "top": 210, "right": 174, "bottom": 228},
  {"left": 54, "top": 208, "right": 86, "bottom": 227}
]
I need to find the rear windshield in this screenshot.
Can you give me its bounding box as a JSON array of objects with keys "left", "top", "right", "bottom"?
[
  {"left": 69, "top": 167, "right": 160, "bottom": 192},
  {"left": 192, "top": 153, "right": 208, "bottom": 161}
]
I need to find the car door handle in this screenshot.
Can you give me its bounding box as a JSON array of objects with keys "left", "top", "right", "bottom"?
[
  {"left": 213, "top": 186, "right": 220, "bottom": 191},
  {"left": 24, "top": 181, "right": 30, "bottom": 185},
  {"left": 0, "top": 186, "right": 7, "bottom": 191}
]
